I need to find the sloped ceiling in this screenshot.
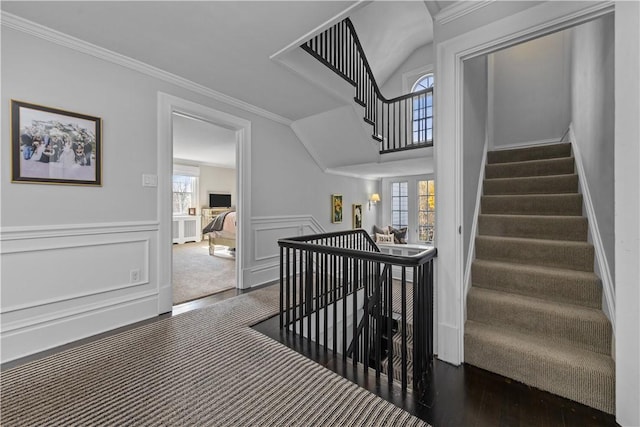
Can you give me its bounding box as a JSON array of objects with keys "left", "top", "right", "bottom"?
[{"left": 350, "top": 1, "right": 433, "bottom": 88}]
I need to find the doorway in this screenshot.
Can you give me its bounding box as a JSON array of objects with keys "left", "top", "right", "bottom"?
[
  {"left": 171, "top": 112, "right": 238, "bottom": 305},
  {"left": 157, "top": 93, "right": 252, "bottom": 314}
]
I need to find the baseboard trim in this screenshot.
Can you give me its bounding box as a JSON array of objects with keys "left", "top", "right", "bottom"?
[
  {"left": 490, "top": 137, "right": 564, "bottom": 151},
  {"left": 568, "top": 124, "right": 616, "bottom": 334},
  {"left": 1, "top": 292, "right": 158, "bottom": 363},
  {"left": 248, "top": 262, "right": 280, "bottom": 288},
  {"left": 463, "top": 138, "right": 488, "bottom": 316}
]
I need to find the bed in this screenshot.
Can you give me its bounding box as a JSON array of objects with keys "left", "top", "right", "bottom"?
[{"left": 202, "top": 210, "right": 236, "bottom": 256}]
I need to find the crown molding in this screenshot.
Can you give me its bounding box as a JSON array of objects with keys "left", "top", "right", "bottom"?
[
  {"left": 435, "top": 0, "right": 495, "bottom": 25},
  {"left": 1, "top": 12, "right": 293, "bottom": 126}
]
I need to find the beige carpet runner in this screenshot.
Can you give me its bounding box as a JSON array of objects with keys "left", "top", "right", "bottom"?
[
  {"left": 0, "top": 285, "right": 427, "bottom": 426},
  {"left": 464, "top": 142, "right": 615, "bottom": 413}
]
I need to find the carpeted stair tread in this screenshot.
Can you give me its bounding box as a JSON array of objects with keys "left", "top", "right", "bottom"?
[
  {"left": 481, "top": 193, "right": 583, "bottom": 216},
  {"left": 485, "top": 157, "right": 575, "bottom": 179},
  {"left": 487, "top": 143, "right": 572, "bottom": 164},
  {"left": 467, "top": 287, "right": 611, "bottom": 355},
  {"left": 464, "top": 320, "right": 615, "bottom": 414},
  {"left": 475, "top": 235, "right": 594, "bottom": 272},
  {"left": 381, "top": 353, "right": 414, "bottom": 386},
  {"left": 390, "top": 329, "right": 414, "bottom": 361},
  {"left": 478, "top": 214, "right": 588, "bottom": 241},
  {"left": 471, "top": 259, "right": 601, "bottom": 308},
  {"left": 483, "top": 174, "right": 579, "bottom": 195}
]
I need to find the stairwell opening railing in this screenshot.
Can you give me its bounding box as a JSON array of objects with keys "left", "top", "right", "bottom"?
[
  {"left": 278, "top": 229, "right": 436, "bottom": 393},
  {"left": 301, "top": 18, "right": 433, "bottom": 154}
]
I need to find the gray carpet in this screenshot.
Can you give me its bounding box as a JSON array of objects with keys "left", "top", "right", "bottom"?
[
  {"left": 173, "top": 241, "right": 236, "bottom": 305},
  {"left": 465, "top": 142, "right": 614, "bottom": 414},
  {"left": 0, "top": 285, "right": 427, "bottom": 426}
]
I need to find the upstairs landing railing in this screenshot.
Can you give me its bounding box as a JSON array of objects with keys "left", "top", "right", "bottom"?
[
  {"left": 301, "top": 19, "right": 433, "bottom": 154},
  {"left": 278, "top": 229, "right": 436, "bottom": 393}
]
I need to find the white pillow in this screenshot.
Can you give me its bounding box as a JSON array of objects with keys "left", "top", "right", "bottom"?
[{"left": 376, "top": 233, "right": 394, "bottom": 243}]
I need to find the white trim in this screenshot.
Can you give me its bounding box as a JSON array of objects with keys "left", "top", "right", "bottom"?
[
  {"left": 1, "top": 13, "right": 292, "bottom": 126},
  {"left": 1, "top": 293, "right": 158, "bottom": 363},
  {"left": 402, "top": 65, "right": 434, "bottom": 94},
  {"left": 568, "top": 125, "right": 616, "bottom": 333},
  {"left": 490, "top": 137, "right": 564, "bottom": 151},
  {"left": 247, "top": 262, "right": 281, "bottom": 288},
  {"left": 252, "top": 215, "right": 325, "bottom": 261},
  {"left": 0, "top": 221, "right": 158, "bottom": 241},
  {"left": 435, "top": 0, "right": 496, "bottom": 25},
  {"left": 158, "top": 93, "right": 252, "bottom": 312},
  {"left": 1, "top": 290, "right": 157, "bottom": 333},
  {"left": 463, "top": 138, "right": 488, "bottom": 310}
]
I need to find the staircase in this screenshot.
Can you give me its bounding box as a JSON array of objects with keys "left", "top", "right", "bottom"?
[
  {"left": 464, "top": 142, "right": 615, "bottom": 414},
  {"left": 381, "top": 281, "right": 416, "bottom": 386}
]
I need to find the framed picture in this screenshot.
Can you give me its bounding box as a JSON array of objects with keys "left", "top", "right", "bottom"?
[
  {"left": 331, "top": 194, "right": 343, "bottom": 223},
  {"left": 11, "top": 100, "right": 102, "bottom": 186},
  {"left": 352, "top": 204, "right": 362, "bottom": 229},
  {"left": 188, "top": 208, "right": 196, "bottom": 216}
]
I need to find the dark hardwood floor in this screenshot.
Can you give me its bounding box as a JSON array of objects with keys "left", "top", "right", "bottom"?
[{"left": 253, "top": 314, "right": 619, "bottom": 427}]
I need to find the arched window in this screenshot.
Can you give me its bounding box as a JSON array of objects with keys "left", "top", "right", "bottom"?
[{"left": 411, "top": 74, "right": 434, "bottom": 143}]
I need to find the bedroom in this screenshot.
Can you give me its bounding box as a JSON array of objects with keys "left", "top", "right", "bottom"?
[{"left": 171, "top": 111, "right": 238, "bottom": 306}]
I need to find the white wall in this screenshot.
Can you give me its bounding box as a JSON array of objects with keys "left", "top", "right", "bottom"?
[
  {"left": 570, "top": 15, "right": 615, "bottom": 282},
  {"left": 380, "top": 43, "right": 434, "bottom": 99},
  {"left": 490, "top": 30, "right": 571, "bottom": 148},
  {"left": 199, "top": 165, "right": 236, "bottom": 210},
  {"left": 0, "top": 24, "right": 377, "bottom": 362},
  {"left": 462, "top": 55, "right": 488, "bottom": 267}
]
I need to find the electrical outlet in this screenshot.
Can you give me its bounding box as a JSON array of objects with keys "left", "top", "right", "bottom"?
[{"left": 130, "top": 269, "right": 140, "bottom": 283}]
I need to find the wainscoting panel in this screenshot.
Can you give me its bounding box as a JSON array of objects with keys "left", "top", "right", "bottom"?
[
  {"left": 0, "top": 222, "right": 158, "bottom": 363},
  {"left": 249, "top": 215, "right": 324, "bottom": 287}
]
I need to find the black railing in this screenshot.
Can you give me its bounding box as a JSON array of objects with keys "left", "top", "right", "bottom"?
[
  {"left": 278, "top": 229, "right": 436, "bottom": 393},
  {"left": 301, "top": 19, "right": 433, "bottom": 154}
]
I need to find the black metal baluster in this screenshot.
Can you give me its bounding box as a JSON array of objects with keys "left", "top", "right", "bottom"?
[
  {"left": 306, "top": 251, "right": 312, "bottom": 344},
  {"left": 352, "top": 257, "right": 358, "bottom": 367},
  {"left": 299, "top": 249, "right": 305, "bottom": 341},
  {"left": 412, "top": 265, "right": 418, "bottom": 388},
  {"left": 401, "top": 266, "right": 407, "bottom": 390}
]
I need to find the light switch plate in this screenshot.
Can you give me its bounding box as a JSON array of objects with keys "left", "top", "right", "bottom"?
[{"left": 142, "top": 174, "right": 158, "bottom": 187}]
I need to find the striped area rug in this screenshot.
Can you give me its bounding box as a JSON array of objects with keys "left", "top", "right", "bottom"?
[{"left": 0, "top": 285, "right": 427, "bottom": 426}]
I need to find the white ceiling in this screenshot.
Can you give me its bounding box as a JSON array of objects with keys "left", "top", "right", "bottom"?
[
  {"left": 2, "top": 1, "right": 434, "bottom": 175},
  {"left": 172, "top": 113, "right": 236, "bottom": 169}
]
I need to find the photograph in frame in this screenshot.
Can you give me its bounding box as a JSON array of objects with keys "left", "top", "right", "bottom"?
[
  {"left": 11, "top": 100, "right": 102, "bottom": 186},
  {"left": 352, "top": 204, "right": 362, "bottom": 229}
]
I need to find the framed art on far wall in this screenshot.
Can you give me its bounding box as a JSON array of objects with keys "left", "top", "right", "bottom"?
[
  {"left": 331, "top": 194, "right": 343, "bottom": 223},
  {"left": 352, "top": 204, "right": 362, "bottom": 229},
  {"left": 11, "top": 100, "right": 102, "bottom": 186}
]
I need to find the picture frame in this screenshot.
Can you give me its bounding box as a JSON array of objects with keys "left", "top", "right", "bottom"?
[
  {"left": 188, "top": 208, "right": 196, "bottom": 216},
  {"left": 331, "top": 194, "right": 343, "bottom": 223},
  {"left": 352, "top": 204, "right": 362, "bottom": 229},
  {"left": 11, "top": 100, "right": 102, "bottom": 186}
]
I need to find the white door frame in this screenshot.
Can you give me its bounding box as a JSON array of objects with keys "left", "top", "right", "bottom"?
[
  {"left": 157, "top": 92, "right": 252, "bottom": 313},
  {"left": 434, "top": 1, "right": 614, "bottom": 366}
]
